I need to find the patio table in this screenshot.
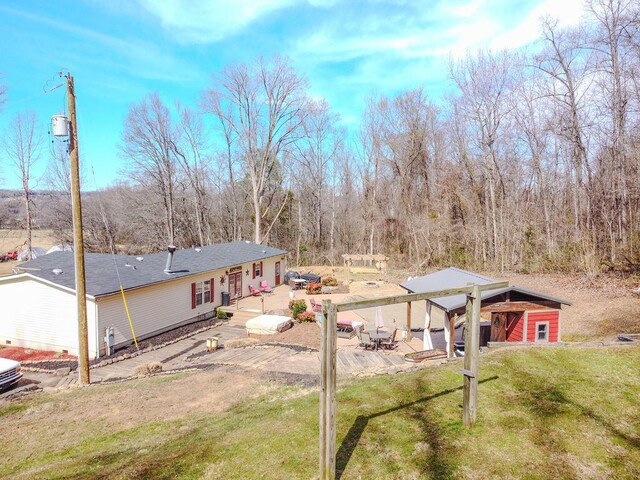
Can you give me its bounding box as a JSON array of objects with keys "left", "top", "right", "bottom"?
[
  {"left": 290, "top": 278, "right": 308, "bottom": 290},
  {"left": 369, "top": 331, "right": 392, "bottom": 351}
]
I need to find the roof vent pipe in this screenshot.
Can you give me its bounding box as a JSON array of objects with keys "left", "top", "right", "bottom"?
[{"left": 164, "top": 245, "right": 176, "bottom": 274}]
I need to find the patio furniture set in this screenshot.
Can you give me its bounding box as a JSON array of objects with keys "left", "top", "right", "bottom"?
[
  {"left": 357, "top": 328, "right": 398, "bottom": 351},
  {"left": 249, "top": 281, "right": 274, "bottom": 296}
]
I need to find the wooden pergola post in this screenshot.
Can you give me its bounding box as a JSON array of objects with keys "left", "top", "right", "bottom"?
[
  {"left": 449, "top": 313, "right": 457, "bottom": 358},
  {"left": 462, "top": 284, "right": 481, "bottom": 428},
  {"left": 320, "top": 299, "right": 337, "bottom": 479},
  {"left": 406, "top": 301, "right": 412, "bottom": 341}
]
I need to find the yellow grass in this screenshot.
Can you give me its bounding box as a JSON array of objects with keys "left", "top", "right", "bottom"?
[{"left": 0, "top": 229, "right": 58, "bottom": 276}]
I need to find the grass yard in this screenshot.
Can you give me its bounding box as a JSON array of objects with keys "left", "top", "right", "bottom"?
[{"left": 1, "top": 345, "right": 638, "bottom": 479}]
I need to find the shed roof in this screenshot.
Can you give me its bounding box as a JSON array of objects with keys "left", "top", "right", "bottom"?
[
  {"left": 399, "top": 267, "right": 571, "bottom": 312},
  {"left": 12, "top": 241, "right": 287, "bottom": 297}
]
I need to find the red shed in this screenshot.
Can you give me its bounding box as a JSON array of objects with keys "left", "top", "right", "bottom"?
[{"left": 400, "top": 268, "right": 571, "bottom": 352}]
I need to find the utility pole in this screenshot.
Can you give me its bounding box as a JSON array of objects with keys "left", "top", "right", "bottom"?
[{"left": 66, "top": 73, "right": 90, "bottom": 385}]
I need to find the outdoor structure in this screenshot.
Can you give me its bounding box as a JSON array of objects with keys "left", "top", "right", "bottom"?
[
  {"left": 400, "top": 268, "right": 572, "bottom": 356},
  {"left": 318, "top": 280, "right": 508, "bottom": 479},
  {"left": 0, "top": 241, "right": 286, "bottom": 358},
  {"left": 341, "top": 253, "right": 388, "bottom": 284}
]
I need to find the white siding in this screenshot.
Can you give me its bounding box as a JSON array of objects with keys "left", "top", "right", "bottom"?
[
  {"left": 0, "top": 254, "right": 287, "bottom": 359},
  {"left": 0, "top": 276, "right": 99, "bottom": 358},
  {"left": 96, "top": 270, "right": 225, "bottom": 353},
  {"left": 221, "top": 256, "right": 285, "bottom": 298},
  {"left": 241, "top": 255, "right": 287, "bottom": 292}
]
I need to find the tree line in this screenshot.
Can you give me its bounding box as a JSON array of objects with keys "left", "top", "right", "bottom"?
[{"left": 2, "top": 0, "right": 640, "bottom": 273}]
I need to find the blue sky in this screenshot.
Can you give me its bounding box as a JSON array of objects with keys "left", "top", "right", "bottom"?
[{"left": 0, "top": 0, "right": 585, "bottom": 189}]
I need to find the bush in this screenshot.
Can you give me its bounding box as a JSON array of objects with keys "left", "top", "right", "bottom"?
[
  {"left": 297, "top": 311, "right": 317, "bottom": 323},
  {"left": 216, "top": 310, "right": 228, "bottom": 320},
  {"left": 133, "top": 362, "right": 163, "bottom": 376},
  {"left": 289, "top": 299, "right": 308, "bottom": 319},
  {"left": 322, "top": 277, "right": 338, "bottom": 287},
  {"left": 306, "top": 282, "right": 322, "bottom": 294}
]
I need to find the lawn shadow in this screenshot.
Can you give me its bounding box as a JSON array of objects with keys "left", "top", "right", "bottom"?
[
  {"left": 336, "top": 375, "right": 499, "bottom": 479},
  {"left": 508, "top": 358, "right": 640, "bottom": 479}
]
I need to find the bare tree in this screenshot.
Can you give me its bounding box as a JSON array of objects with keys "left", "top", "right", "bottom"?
[
  {"left": 2, "top": 111, "right": 42, "bottom": 259},
  {"left": 175, "top": 104, "right": 211, "bottom": 246},
  {"left": 203, "top": 56, "right": 308, "bottom": 244},
  {"left": 120, "top": 93, "right": 179, "bottom": 245},
  {"left": 535, "top": 18, "right": 595, "bottom": 238},
  {"left": 450, "top": 50, "right": 518, "bottom": 269},
  {"left": 293, "top": 99, "right": 343, "bottom": 254},
  {"left": 42, "top": 141, "right": 73, "bottom": 244}
]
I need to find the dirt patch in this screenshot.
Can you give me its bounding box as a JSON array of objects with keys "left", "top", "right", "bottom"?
[
  {"left": 492, "top": 272, "right": 640, "bottom": 341},
  {"left": 0, "top": 347, "right": 76, "bottom": 362},
  {"left": 0, "top": 365, "right": 275, "bottom": 460},
  {"left": 251, "top": 322, "right": 321, "bottom": 350}
]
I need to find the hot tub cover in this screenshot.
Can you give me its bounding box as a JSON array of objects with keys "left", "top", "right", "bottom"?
[{"left": 246, "top": 314, "right": 293, "bottom": 335}]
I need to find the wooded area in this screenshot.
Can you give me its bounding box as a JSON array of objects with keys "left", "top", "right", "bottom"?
[{"left": 2, "top": 1, "right": 640, "bottom": 273}]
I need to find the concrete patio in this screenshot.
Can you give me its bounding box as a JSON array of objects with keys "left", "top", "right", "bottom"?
[{"left": 219, "top": 281, "right": 438, "bottom": 355}]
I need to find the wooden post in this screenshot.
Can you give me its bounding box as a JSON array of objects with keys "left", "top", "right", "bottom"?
[
  {"left": 449, "top": 313, "right": 457, "bottom": 358},
  {"left": 67, "top": 73, "right": 90, "bottom": 386},
  {"left": 462, "top": 284, "right": 481, "bottom": 428},
  {"left": 261, "top": 296, "right": 265, "bottom": 314},
  {"left": 319, "top": 300, "right": 329, "bottom": 478},
  {"left": 327, "top": 303, "right": 337, "bottom": 479},
  {"left": 320, "top": 299, "right": 337, "bottom": 479},
  {"left": 406, "top": 301, "right": 412, "bottom": 341}
]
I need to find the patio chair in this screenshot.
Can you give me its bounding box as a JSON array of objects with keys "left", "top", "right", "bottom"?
[
  {"left": 381, "top": 328, "right": 398, "bottom": 350},
  {"left": 357, "top": 330, "right": 374, "bottom": 350},
  {"left": 248, "top": 285, "right": 262, "bottom": 296},
  {"left": 310, "top": 298, "right": 323, "bottom": 313},
  {"left": 259, "top": 280, "right": 273, "bottom": 295}
]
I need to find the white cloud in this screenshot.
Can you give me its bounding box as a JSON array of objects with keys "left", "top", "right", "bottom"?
[
  {"left": 490, "top": 0, "right": 585, "bottom": 50},
  {"left": 294, "top": 0, "right": 585, "bottom": 63},
  {"left": 137, "top": 0, "right": 308, "bottom": 43}
]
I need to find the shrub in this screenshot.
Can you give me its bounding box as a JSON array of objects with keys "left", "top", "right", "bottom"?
[
  {"left": 289, "top": 299, "right": 308, "bottom": 319},
  {"left": 297, "top": 311, "right": 317, "bottom": 323},
  {"left": 322, "top": 277, "right": 338, "bottom": 287},
  {"left": 133, "top": 362, "right": 163, "bottom": 376},
  {"left": 306, "top": 282, "right": 322, "bottom": 294},
  {"left": 225, "top": 337, "right": 260, "bottom": 349},
  {"left": 216, "top": 310, "right": 228, "bottom": 320}
]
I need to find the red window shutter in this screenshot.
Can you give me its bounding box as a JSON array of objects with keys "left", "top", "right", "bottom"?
[
  {"left": 252, "top": 263, "right": 256, "bottom": 279},
  {"left": 260, "top": 261, "right": 263, "bottom": 277},
  {"left": 210, "top": 278, "right": 215, "bottom": 303},
  {"left": 191, "top": 282, "right": 196, "bottom": 309}
]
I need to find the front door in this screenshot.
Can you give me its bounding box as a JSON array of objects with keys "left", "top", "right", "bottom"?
[
  {"left": 275, "top": 261, "right": 281, "bottom": 285},
  {"left": 490, "top": 312, "right": 507, "bottom": 342},
  {"left": 228, "top": 271, "right": 243, "bottom": 299}
]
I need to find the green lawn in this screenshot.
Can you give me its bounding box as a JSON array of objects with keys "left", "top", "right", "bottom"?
[{"left": 2, "top": 345, "right": 639, "bottom": 479}]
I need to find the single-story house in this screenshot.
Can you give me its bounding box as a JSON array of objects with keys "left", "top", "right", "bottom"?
[
  {"left": 0, "top": 241, "right": 287, "bottom": 359},
  {"left": 400, "top": 267, "right": 572, "bottom": 353}
]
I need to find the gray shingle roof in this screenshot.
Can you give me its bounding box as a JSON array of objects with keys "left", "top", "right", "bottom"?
[
  {"left": 14, "top": 241, "right": 287, "bottom": 297},
  {"left": 399, "top": 267, "right": 571, "bottom": 312}
]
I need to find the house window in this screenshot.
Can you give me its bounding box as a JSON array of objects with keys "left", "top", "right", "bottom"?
[
  {"left": 204, "top": 280, "right": 211, "bottom": 303},
  {"left": 253, "top": 262, "right": 262, "bottom": 278},
  {"left": 194, "top": 280, "right": 211, "bottom": 306},
  {"left": 536, "top": 322, "right": 549, "bottom": 342},
  {"left": 195, "top": 282, "right": 203, "bottom": 306}
]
